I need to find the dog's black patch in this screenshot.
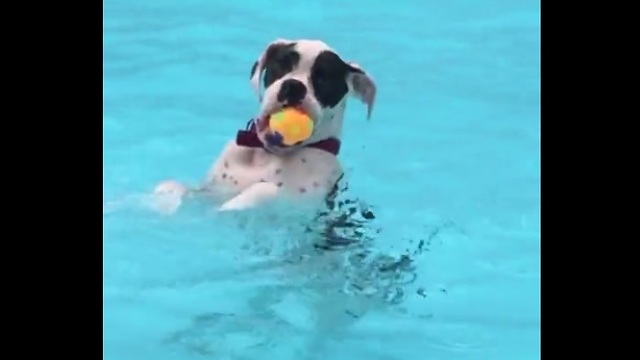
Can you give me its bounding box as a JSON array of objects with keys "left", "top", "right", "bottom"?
[
  {"left": 262, "top": 43, "right": 300, "bottom": 88},
  {"left": 310, "top": 51, "right": 364, "bottom": 108}
]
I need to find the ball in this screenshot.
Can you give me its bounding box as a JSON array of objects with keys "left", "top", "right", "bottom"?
[{"left": 268, "top": 107, "right": 314, "bottom": 146}]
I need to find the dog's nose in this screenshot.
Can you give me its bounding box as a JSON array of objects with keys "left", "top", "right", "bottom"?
[{"left": 277, "top": 79, "right": 307, "bottom": 105}]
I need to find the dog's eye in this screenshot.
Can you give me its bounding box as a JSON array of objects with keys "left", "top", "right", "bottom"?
[
  {"left": 275, "top": 55, "right": 291, "bottom": 66},
  {"left": 263, "top": 52, "right": 300, "bottom": 88},
  {"left": 272, "top": 52, "right": 299, "bottom": 71},
  {"left": 313, "top": 69, "right": 327, "bottom": 84},
  {"left": 264, "top": 60, "right": 290, "bottom": 87}
]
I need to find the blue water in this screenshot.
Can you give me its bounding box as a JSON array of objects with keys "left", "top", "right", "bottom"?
[{"left": 103, "top": 0, "right": 540, "bottom": 359}]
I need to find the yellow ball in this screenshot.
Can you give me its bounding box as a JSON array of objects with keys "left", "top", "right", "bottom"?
[{"left": 269, "top": 107, "right": 314, "bottom": 146}]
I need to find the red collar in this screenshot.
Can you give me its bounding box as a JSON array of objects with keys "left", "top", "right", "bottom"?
[{"left": 235, "top": 119, "right": 341, "bottom": 156}]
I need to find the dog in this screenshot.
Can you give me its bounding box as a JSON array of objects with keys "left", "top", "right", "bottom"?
[{"left": 153, "top": 39, "right": 376, "bottom": 213}]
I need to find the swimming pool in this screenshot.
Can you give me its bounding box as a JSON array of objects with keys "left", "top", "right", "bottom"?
[{"left": 103, "top": 0, "right": 541, "bottom": 359}]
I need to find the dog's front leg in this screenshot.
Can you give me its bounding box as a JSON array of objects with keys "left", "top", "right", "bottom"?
[{"left": 218, "top": 182, "right": 279, "bottom": 211}]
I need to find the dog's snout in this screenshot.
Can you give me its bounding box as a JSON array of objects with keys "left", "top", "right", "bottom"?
[{"left": 277, "top": 79, "right": 307, "bottom": 105}]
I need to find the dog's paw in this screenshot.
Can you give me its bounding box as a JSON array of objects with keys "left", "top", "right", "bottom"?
[{"left": 151, "top": 180, "right": 189, "bottom": 215}]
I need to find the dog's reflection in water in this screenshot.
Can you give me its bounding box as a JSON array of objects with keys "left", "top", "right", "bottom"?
[{"left": 164, "top": 181, "right": 424, "bottom": 358}]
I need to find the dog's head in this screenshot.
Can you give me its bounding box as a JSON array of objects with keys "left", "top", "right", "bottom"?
[{"left": 249, "top": 39, "right": 376, "bottom": 153}]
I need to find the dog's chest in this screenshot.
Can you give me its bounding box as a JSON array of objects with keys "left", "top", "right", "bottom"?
[{"left": 205, "top": 142, "right": 341, "bottom": 198}]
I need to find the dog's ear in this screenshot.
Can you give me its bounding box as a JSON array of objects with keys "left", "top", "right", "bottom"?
[
  {"left": 249, "top": 39, "right": 294, "bottom": 100},
  {"left": 346, "top": 62, "right": 376, "bottom": 120}
]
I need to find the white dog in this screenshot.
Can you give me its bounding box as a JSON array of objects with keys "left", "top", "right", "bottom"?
[{"left": 154, "top": 39, "right": 376, "bottom": 212}]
